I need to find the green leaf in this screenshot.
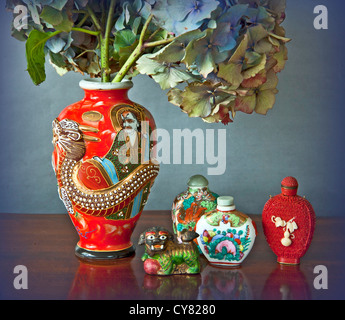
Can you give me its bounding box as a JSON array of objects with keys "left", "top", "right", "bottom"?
[
  {"left": 136, "top": 54, "right": 166, "bottom": 75},
  {"left": 167, "top": 88, "right": 183, "bottom": 106},
  {"left": 268, "top": 32, "right": 291, "bottom": 43},
  {"left": 113, "top": 30, "right": 138, "bottom": 70},
  {"left": 54, "top": 10, "right": 73, "bottom": 32},
  {"left": 137, "top": 54, "right": 195, "bottom": 90},
  {"left": 26, "top": 30, "right": 57, "bottom": 85},
  {"left": 148, "top": 29, "right": 169, "bottom": 43},
  {"left": 40, "top": 6, "right": 63, "bottom": 26},
  {"left": 244, "top": 51, "right": 262, "bottom": 68},
  {"left": 231, "top": 69, "right": 279, "bottom": 115},
  {"left": 218, "top": 62, "right": 243, "bottom": 87},
  {"left": 197, "top": 50, "right": 216, "bottom": 79},
  {"left": 255, "top": 89, "right": 277, "bottom": 115},
  {"left": 229, "top": 34, "right": 249, "bottom": 64},
  {"left": 203, "top": 99, "right": 236, "bottom": 125},
  {"left": 268, "top": 35, "right": 280, "bottom": 47},
  {"left": 118, "top": 42, "right": 138, "bottom": 67},
  {"left": 260, "top": 69, "right": 278, "bottom": 90},
  {"left": 182, "top": 36, "right": 201, "bottom": 68},
  {"left": 231, "top": 94, "right": 256, "bottom": 114},
  {"left": 86, "top": 61, "right": 101, "bottom": 76},
  {"left": 246, "top": 25, "right": 272, "bottom": 55},
  {"left": 154, "top": 29, "right": 203, "bottom": 63},
  {"left": 50, "top": 0, "right": 69, "bottom": 11},
  {"left": 132, "top": 16, "right": 142, "bottom": 35},
  {"left": 241, "top": 69, "right": 267, "bottom": 88},
  {"left": 181, "top": 82, "right": 214, "bottom": 117},
  {"left": 242, "top": 53, "right": 266, "bottom": 79},
  {"left": 49, "top": 51, "right": 70, "bottom": 76},
  {"left": 114, "top": 30, "right": 137, "bottom": 53},
  {"left": 152, "top": 66, "right": 194, "bottom": 90},
  {"left": 41, "top": 7, "right": 73, "bottom": 33},
  {"left": 182, "top": 29, "right": 227, "bottom": 78},
  {"left": 247, "top": 25, "right": 269, "bottom": 45},
  {"left": 217, "top": 34, "right": 248, "bottom": 86},
  {"left": 254, "top": 38, "right": 272, "bottom": 54},
  {"left": 273, "top": 44, "right": 288, "bottom": 73},
  {"left": 49, "top": 51, "right": 67, "bottom": 68},
  {"left": 175, "top": 81, "right": 236, "bottom": 118}
]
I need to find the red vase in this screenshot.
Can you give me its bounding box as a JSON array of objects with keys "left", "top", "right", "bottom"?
[
  {"left": 52, "top": 79, "right": 159, "bottom": 261},
  {"left": 262, "top": 177, "right": 315, "bottom": 265}
]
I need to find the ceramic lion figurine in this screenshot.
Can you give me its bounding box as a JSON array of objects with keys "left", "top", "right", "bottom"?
[{"left": 138, "top": 226, "right": 200, "bottom": 275}]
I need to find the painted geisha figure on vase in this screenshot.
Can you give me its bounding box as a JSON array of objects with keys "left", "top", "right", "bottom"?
[
  {"left": 89, "top": 107, "right": 151, "bottom": 219},
  {"left": 75, "top": 105, "right": 153, "bottom": 219}
]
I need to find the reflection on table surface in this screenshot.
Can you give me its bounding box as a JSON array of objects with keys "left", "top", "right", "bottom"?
[
  {"left": 67, "top": 257, "right": 313, "bottom": 300},
  {"left": 0, "top": 213, "right": 344, "bottom": 299}
]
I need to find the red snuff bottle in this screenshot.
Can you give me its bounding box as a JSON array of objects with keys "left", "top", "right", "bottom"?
[{"left": 262, "top": 177, "right": 316, "bottom": 265}]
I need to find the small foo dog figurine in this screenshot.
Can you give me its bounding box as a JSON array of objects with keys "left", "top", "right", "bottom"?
[{"left": 138, "top": 226, "right": 201, "bottom": 276}]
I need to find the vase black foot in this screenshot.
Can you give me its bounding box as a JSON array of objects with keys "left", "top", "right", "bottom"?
[{"left": 75, "top": 245, "right": 135, "bottom": 263}]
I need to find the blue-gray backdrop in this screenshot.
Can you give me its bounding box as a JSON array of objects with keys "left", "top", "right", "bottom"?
[{"left": 1, "top": 1, "right": 344, "bottom": 216}]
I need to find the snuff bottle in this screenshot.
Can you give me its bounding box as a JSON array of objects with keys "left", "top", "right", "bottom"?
[
  {"left": 171, "top": 175, "right": 218, "bottom": 242},
  {"left": 196, "top": 196, "right": 257, "bottom": 267},
  {"left": 262, "top": 176, "right": 316, "bottom": 265}
]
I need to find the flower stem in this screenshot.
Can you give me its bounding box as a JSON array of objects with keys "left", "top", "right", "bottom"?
[
  {"left": 76, "top": 13, "right": 90, "bottom": 28},
  {"left": 101, "top": 0, "right": 116, "bottom": 82},
  {"left": 86, "top": 5, "right": 102, "bottom": 31},
  {"left": 71, "top": 27, "right": 100, "bottom": 37},
  {"left": 112, "top": 42, "right": 142, "bottom": 83},
  {"left": 144, "top": 37, "right": 175, "bottom": 48},
  {"left": 112, "top": 14, "right": 154, "bottom": 83}
]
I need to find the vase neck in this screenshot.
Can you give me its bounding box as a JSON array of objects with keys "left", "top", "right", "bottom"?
[
  {"left": 82, "top": 88, "right": 130, "bottom": 102},
  {"left": 79, "top": 79, "right": 133, "bottom": 102}
]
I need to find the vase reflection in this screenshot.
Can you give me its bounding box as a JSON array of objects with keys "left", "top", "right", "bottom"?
[
  {"left": 68, "top": 254, "right": 311, "bottom": 300},
  {"left": 198, "top": 264, "right": 253, "bottom": 300},
  {"left": 261, "top": 264, "right": 311, "bottom": 300},
  {"left": 68, "top": 257, "right": 141, "bottom": 300}
]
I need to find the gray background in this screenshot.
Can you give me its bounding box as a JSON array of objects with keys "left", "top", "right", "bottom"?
[{"left": 1, "top": 1, "right": 344, "bottom": 216}]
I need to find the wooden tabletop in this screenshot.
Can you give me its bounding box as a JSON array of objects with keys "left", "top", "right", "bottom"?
[{"left": 0, "top": 211, "right": 344, "bottom": 300}]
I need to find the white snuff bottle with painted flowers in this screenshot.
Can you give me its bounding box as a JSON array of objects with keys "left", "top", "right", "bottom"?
[{"left": 196, "top": 196, "right": 257, "bottom": 267}]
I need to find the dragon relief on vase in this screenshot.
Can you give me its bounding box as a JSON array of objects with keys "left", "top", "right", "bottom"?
[{"left": 52, "top": 104, "right": 159, "bottom": 220}]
